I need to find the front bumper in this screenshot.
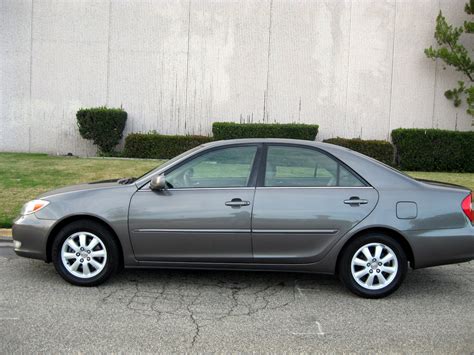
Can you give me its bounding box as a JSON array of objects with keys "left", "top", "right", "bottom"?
[{"left": 12, "top": 214, "right": 55, "bottom": 261}]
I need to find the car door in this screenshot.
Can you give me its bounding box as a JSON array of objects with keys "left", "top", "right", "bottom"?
[
  {"left": 251, "top": 144, "right": 378, "bottom": 263},
  {"left": 129, "top": 144, "right": 261, "bottom": 262}
]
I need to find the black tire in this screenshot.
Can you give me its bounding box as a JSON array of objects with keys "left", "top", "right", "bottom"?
[
  {"left": 51, "top": 220, "right": 120, "bottom": 286},
  {"left": 339, "top": 233, "right": 408, "bottom": 298}
]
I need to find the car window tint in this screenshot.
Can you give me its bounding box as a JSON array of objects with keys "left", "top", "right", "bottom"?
[
  {"left": 339, "top": 165, "right": 365, "bottom": 187},
  {"left": 166, "top": 146, "right": 258, "bottom": 188},
  {"left": 264, "top": 146, "right": 365, "bottom": 187}
]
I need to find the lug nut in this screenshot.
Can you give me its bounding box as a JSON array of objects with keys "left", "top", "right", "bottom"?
[
  {"left": 376, "top": 269, "right": 380, "bottom": 273},
  {"left": 87, "top": 250, "right": 91, "bottom": 254},
  {"left": 378, "top": 262, "right": 382, "bottom": 266},
  {"left": 367, "top": 263, "right": 371, "bottom": 267},
  {"left": 369, "top": 269, "right": 373, "bottom": 273},
  {"left": 80, "top": 258, "right": 84, "bottom": 263},
  {"left": 76, "top": 253, "right": 80, "bottom": 257},
  {"left": 372, "top": 258, "right": 376, "bottom": 262},
  {"left": 80, "top": 247, "right": 84, "bottom": 251},
  {"left": 87, "top": 257, "right": 90, "bottom": 261}
]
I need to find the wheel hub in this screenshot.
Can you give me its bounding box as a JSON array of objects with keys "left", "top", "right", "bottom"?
[
  {"left": 60, "top": 232, "right": 107, "bottom": 279},
  {"left": 351, "top": 242, "right": 399, "bottom": 290}
]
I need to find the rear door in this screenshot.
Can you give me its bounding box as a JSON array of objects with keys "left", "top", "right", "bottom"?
[{"left": 251, "top": 144, "right": 378, "bottom": 263}]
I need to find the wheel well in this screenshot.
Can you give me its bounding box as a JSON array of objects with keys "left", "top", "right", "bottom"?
[
  {"left": 46, "top": 215, "right": 124, "bottom": 266},
  {"left": 336, "top": 227, "right": 415, "bottom": 273}
]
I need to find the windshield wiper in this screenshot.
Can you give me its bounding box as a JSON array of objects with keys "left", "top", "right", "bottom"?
[{"left": 117, "top": 177, "right": 137, "bottom": 185}]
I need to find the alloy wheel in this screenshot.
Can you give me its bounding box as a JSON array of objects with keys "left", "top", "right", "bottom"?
[
  {"left": 350, "top": 242, "right": 399, "bottom": 290},
  {"left": 60, "top": 231, "right": 107, "bottom": 279}
]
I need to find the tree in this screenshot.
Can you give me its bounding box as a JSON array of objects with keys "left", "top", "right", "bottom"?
[{"left": 425, "top": 0, "right": 474, "bottom": 125}]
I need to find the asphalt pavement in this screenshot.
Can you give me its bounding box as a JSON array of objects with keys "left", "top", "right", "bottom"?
[{"left": 0, "top": 241, "right": 473, "bottom": 353}]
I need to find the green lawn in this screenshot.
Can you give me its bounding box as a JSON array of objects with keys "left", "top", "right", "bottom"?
[
  {"left": 0, "top": 152, "right": 472, "bottom": 228},
  {"left": 0, "top": 153, "right": 161, "bottom": 228}
]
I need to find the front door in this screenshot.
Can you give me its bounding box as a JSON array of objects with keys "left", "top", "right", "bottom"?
[
  {"left": 252, "top": 144, "right": 378, "bottom": 263},
  {"left": 129, "top": 144, "right": 260, "bottom": 262}
]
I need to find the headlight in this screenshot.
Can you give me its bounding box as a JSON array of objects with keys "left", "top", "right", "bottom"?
[{"left": 20, "top": 200, "right": 50, "bottom": 215}]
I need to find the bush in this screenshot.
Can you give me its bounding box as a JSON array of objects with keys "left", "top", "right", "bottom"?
[
  {"left": 77, "top": 107, "right": 127, "bottom": 154},
  {"left": 212, "top": 122, "right": 318, "bottom": 141},
  {"left": 124, "top": 133, "right": 213, "bottom": 159},
  {"left": 391, "top": 128, "right": 474, "bottom": 172},
  {"left": 323, "top": 137, "right": 394, "bottom": 165}
]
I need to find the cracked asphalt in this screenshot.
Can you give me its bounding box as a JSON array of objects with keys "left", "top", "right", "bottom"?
[{"left": 0, "top": 242, "right": 473, "bottom": 353}]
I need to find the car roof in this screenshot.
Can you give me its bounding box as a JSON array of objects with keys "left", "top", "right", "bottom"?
[
  {"left": 202, "top": 138, "right": 358, "bottom": 157},
  {"left": 203, "top": 138, "right": 329, "bottom": 148}
]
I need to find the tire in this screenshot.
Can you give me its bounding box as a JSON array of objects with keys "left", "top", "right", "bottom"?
[
  {"left": 51, "top": 220, "right": 120, "bottom": 286},
  {"left": 339, "top": 233, "right": 407, "bottom": 298}
]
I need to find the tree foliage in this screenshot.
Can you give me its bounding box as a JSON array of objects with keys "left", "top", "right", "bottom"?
[
  {"left": 425, "top": 0, "right": 474, "bottom": 123},
  {"left": 212, "top": 122, "right": 319, "bottom": 141},
  {"left": 77, "top": 107, "right": 127, "bottom": 154}
]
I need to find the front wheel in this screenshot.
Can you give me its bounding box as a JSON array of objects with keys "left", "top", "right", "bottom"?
[
  {"left": 52, "top": 220, "right": 120, "bottom": 286},
  {"left": 339, "top": 233, "right": 408, "bottom": 298}
]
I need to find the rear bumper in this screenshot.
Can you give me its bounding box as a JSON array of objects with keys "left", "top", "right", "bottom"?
[
  {"left": 407, "top": 226, "right": 474, "bottom": 269},
  {"left": 12, "top": 214, "right": 54, "bottom": 261}
]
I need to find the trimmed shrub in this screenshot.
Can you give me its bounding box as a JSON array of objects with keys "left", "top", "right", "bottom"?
[
  {"left": 323, "top": 137, "right": 394, "bottom": 165},
  {"left": 391, "top": 128, "right": 474, "bottom": 172},
  {"left": 212, "top": 122, "right": 318, "bottom": 141},
  {"left": 124, "top": 133, "right": 213, "bottom": 159},
  {"left": 77, "top": 107, "right": 127, "bottom": 154}
]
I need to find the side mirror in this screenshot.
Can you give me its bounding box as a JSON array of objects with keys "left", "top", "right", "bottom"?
[{"left": 150, "top": 175, "right": 167, "bottom": 191}]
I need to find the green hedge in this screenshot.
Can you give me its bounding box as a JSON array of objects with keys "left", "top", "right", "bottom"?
[
  {"left": 77, "top": 107, "right": 127, "bottom": 154},
  {"left": 323, "top": 137, "right": 394, "bottom": 165},
  {"left": 124, "top": 133, "right": 212, "bottom": 159},
  {"left": 391, "top": 128, "right": 474, "bottom": 172},
  {"left": 212, "top": 122, "right": 318, "bottom": 141}
]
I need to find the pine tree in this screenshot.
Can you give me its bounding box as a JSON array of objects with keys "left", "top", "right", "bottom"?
[{"left": 425, "top": 0, "right": 474, "bottom": 125}]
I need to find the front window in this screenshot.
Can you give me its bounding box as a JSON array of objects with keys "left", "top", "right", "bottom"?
[
  {"left": 166, "top": 146, "right": 258, "bottom": 188},
  {"left": 135, "top": 145, "right": 205, "bottom": 182},
  {"left": 264, "top": 145, "right": 365, "bottom": 187}
]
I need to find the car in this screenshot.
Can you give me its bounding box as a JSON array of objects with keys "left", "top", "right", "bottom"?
[{"left": 12, "top": 138, "right": 474, "bottom": 298}]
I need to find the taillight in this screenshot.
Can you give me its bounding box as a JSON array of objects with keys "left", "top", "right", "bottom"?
[{"left": 461, "top": 193, "right": 473, "bottom": 222}]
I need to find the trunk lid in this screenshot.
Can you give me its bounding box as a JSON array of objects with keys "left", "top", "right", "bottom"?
[{"left": 415, "top": 178, "right": 471, "bottom": 192}]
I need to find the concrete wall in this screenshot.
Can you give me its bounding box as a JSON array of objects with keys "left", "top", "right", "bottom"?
[{"left": 1, "top": 0, "right": 472, "bottom": 156}]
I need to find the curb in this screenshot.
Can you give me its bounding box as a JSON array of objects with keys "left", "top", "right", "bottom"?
[
  {"left": 0, "top": 229, "right": 12, "bottom": 239},
  {"left": 0, "top": 236, "right": 12, "bottom": 242}
]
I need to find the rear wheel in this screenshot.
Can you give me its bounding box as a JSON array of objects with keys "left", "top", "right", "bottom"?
[
  {"left": 52, "top": 220, "right": 119, "bottom": 286},
  {"left": 339, "top": 233, "right": 407, "bottom": 298}
]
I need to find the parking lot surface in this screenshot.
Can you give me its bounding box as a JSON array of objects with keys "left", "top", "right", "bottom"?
[{"left": 0, "top": 242, "right": 473, "bottom": 353}]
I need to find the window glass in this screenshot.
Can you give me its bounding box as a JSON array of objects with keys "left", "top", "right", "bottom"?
[
  {"left": 166, "top": 146, "right": 258, "bottom": 188},
  {"left": 339, "top": 165, "right": 366, "bottom": 187},
  {"left": 264, "top": 146, "right": 365, "bottom": 187}
]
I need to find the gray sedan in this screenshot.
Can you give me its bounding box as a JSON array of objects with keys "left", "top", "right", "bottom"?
[{"left": 12, "top": 139, "right": 474, "bottom": 298}]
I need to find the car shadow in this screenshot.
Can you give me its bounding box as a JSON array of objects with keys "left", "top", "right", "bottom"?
[
  {"left": 105, "top": 263, "right": 471, "bottom": 299},
  {"left": 12, "top": 257, "right": 473, "bottom": 300}
]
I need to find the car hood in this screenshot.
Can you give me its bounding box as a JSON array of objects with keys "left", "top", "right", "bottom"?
[{"left": 38, "top": 180, "right": 134, "bottom": 199}]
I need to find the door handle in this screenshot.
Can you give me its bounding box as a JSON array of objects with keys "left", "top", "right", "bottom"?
[
  {"left": 225, "top": 198, "right": 250, "bottom": 207},
  {"left": 344, "top": 197, "right": 368, "bottom": 205}
]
